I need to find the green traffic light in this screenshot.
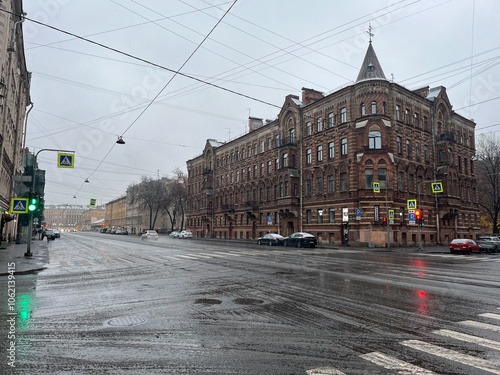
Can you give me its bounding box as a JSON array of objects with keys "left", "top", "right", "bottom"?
[{"left": 28, "top": 197, "right": 39, "bottom": 212}]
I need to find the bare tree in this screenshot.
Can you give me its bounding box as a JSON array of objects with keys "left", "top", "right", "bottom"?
[
  {"left": 127, "top": 177, "right": 167, "bottom": 230},
  {"left": 476, "top": 133, "right": 500, "bottom": 234},
  {"left": 160, "top": 169, "right": 187, "bottom": 231}
]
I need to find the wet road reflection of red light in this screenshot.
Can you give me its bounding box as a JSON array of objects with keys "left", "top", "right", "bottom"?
[{"left": 417, "top": 289, "right": 428, "bottom": 315}]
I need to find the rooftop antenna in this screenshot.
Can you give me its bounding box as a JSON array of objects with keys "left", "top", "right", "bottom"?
[{"left": 367, "top": 23, "right": 374, "bottom": 43}]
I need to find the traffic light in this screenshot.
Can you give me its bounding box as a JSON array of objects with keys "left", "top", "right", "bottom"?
[
  {"left": 28, "top": 194, "right": 39, "bottom": 212},
  {"left": 415, "top": 208, "right": 423, "bottom": 225},
  {"left": 382, "top": 216, "right": 387, "bottom": 226}
]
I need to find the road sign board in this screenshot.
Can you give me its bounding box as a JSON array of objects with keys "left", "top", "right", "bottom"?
[
  {"left": 373, "top": 181, "right": 380, "bottom": 193},
  {"left": 12, "top": 175, "right": 32, "bottom": 182},
  {"left": 267, "top": 215, "right": 272, "bottom": 225},
  {"left": 409, "top": 212, "right": 416, "bottom": 224},
  {"left": 407, "top": 199, "right": 417, "bottom": 210},
  {"left": 89, "top": 198, "right": 97, "bottom": 207},
  {"left": 58, "top": 153, "right": 75, "bottom": 168},
  {"left": 10, "top": 198, "right": 28, "bottom": 214},
  {"left": 431, "top": 182, "right": 444, "bottom": 193},
  {"left": 342, "top": 208, "right": 349, "bottom": 222}
]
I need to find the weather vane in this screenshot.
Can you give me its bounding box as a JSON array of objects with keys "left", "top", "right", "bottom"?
[{"left": 367, "top": 23, "right": 374, "bottom": 43}]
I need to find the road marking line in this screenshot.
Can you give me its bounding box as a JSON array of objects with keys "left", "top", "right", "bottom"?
[
  {"left": 480, "top": 313, "right": 500, "bottom": 321},
  {"left": 190, "top": 254, "right": 211, "bottom": 258},
  {"left": 360, "top": 351, "right": 437, "bottom": 374},
  {"left": 434, "top": 329, "right": 500, "bottom": 351},
  {"left": 214, "top": 251, "right": 240, "bottom": 256},
  {"left": 401, "top": 339, "right": 500, "bottom": 374},
  {"left": 306, "top": 367, "right": 347, "bottom": 375},
  {"left": 176, "top": 255, "right": 199, "bottom": 260},
  {"left": 460, "top": 320, "right": 500, "bottom": 332},
  {"left": 115, "top": 257, "right": 135, "bottom": 264},
  {"left": 198, "top": 252, "right": 225, "bottom": 258}
]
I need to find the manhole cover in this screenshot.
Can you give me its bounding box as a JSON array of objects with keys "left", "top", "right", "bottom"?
[
  {"left": 194, "top": 298, "right": 222, "bottom": 305},
  {"left": 105, "top": 316, "right": 147, "bottom": 327},
  {"left": 233, "top": 298, "right": 264, "bottom": 305}
]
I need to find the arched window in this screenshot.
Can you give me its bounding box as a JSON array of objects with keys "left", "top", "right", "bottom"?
[{"left": 371, "top": 101, "right": 377, "bottom": 114}]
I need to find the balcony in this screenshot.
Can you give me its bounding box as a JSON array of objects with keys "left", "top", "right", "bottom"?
[
  {"left": 202, "top": 168, "right": 213, "bottom": 175},
  {"left": 436, "top": 132, "right": 455, "bottom": 143},
  {"left": 278, "top": 136, "right": 296, "bottom": 148}
]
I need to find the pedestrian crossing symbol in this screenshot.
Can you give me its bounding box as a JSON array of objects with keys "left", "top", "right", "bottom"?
[
  {"left": 10, "top": 197, "right": 29, "bottom": 214},
  {"left": 373, "top": 181, "right": 380, "bottom": 193},
  {"left": 89, "top": 198, "right": 96, "bottom": 207},
  {"left": 431, "top": 181, "right": 444, "bottom": 193},
  {"left": 407, "top": 199, "right": 417, "bottom": 210},
  {"left": 58, "top": 153, "right": 75, "bottom": 168}
]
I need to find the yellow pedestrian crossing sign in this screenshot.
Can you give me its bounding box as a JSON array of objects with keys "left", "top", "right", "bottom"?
[
  {"left": 58, "top": 153, "right": 75, "bottom": 168},
  {"left": 407, "top": 199, "right": 417, "bottom": 210},
  {"left": 89, "top": 198, "right": 96, "bottom": 207},
  {"left": 373, "top": 181, "right": 380, "bottom": 193},
  {"left": 431, "top": 181, "right": 444, "bottom": 193},
  {"left": 10, "top": 197, "right": 28, "bottom": 214}
]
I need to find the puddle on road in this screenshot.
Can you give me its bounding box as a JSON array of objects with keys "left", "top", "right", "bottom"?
[{"left": 194, "top": 298, "right": 222, "bottom": 305}]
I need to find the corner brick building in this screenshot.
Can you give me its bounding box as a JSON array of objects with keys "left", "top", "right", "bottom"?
[{"left": 186, "top": 42, "right": 479, "bottom": 247}]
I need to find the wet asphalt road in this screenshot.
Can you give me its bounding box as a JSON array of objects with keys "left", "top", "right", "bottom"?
[{"left": 1, "top": 232, "right": 500, "bottom": 374}]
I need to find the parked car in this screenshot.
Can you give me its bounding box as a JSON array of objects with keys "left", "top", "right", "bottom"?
[
  {"left": 115, "top": 228, "right": 122, "bottom": 235},
  {"left": 449, "top": 238, "right": 481, "bottom": 254},
  {"left": 257, "top": 233, "right": 285, "bottom": 246},
  {"left": 53, "top": 229, "right": 60, "bottom": 238},
  {"left": 477, "top": 236, "right": 500, "bottom": 253},
  {"left": 100, "top": 228, "right": 108, "bottom": 233},
  {"left": 476, "top": 238, "right": 497, "bottom": 253},
  {"left": 44, "top": 229, "right": 56, "bottom": 241},
  {"left": 141, "top": 230, "right": 158, "bottom": 240},
  {"left": 283, "top": 232, "right": 317, "bottom": 248},
  {"left": 169, "top": 231, "right": 180, "bottom": 238},
  {"left": 178, "top": 230, "right": 193, "bottom": 239}
]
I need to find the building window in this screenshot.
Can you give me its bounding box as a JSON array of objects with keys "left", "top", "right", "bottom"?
[
  {"left": 260, "top": 141, "right": 265, "bottom": 153},
  {"left": 414, "top": 113, "right": 419, "bottom": 127},
  {"left": 416, "top": 142, "right": 421, "bottom": 161},
  {"left": 275, "top": 158, "right": 279, "bottom": 171},
  {"left": 360, "top": 103, "right": 366, "bottom": 116},
  {"left": 260, "top": 163, "right": 264, "bottom": 176},
  {"left": 328, "top": 142, "right": 335, "bottom": 159},
  {"left": 275, "top": 134, "right": 280, "bottom": 147},
  {"left": 317, "top": 117, "right": 323, "bottom": 132},
  {"left": 328, "top": 112, "right": 334, "bottom": 128},
  {"left": 378, "top": 168, "right": 386, "bottom": 189},
  {"left": 406, "top": 139, "right": 412, "bottom": 158},
  {"left": 398, "top": 171, "right": 405, "bottom": 191},
  {"left": 318, "top": 209, "right": 323, "bottom": 223},
  {"left": 317, "top": 145, "right": 323, "bottom": 162},
  {"left": 306, "top": 149, "right": 312, "bottom": 164},
  {"left": 279, "top": 182, "right": 284, "bottom": 197},
  {"left": 283, "top": 153, "right": 288, "bottom": 167},
  {"left": 340, "top": 107, "right": 347, "bottom": 123},
  {"left": 329, "top": 209, "right": 335, "bottom": 223},
  {"left": 254, "top": 165, "right": 258, "bottom": 178},
  {"left": 306, "top": 121, "right": 312, "bottom": 136},
  {"left": 365, "top": 167, "right": 374, "bottom": 189},
  {"left": 285, "top": 181, "right": 289, "bottom": 196},
  {"left": 424, "top": 145, "right": 429, "bottom": 161},
  {"left": 306, "top": 209, "right": 312, "bottom": 223},
  {"left": 423, "top": 116, "right": 428, "bottom": 131},
  {"left": 371, "top": 101, "right": 377, "bottom": 114},
  {"left": 397, "top": 136, "right": 402, "bottom": 154},
  {"left": 289, "top": 128, "right": 295, "bottom": 143},
  {"left": 368, "top": 130, "right": 382, "bottom": 149},
  {"left": 316, "top": 176, "right": 323, "bottom": 194},
  {"left": 382, "top": 102, "right": 386, "bottom": 115},
  {"left": 405, "top": 109, "right": 410, "bottom": 124},
  {"left": 305, "top": 179, "right": 312, "bottom": 195},
  {"left": 340, "top": 172, "right": 348, "bottom": 192},
  {"left": 396, "top": 105, "right": 401, "bottom": 121},
  {"left": 328, "top": 175, "right": 335, "bottom": 193},
  {"left": 267, "top": 160, "right": 272, "bottom": 174},
  {"left": 341, "top": 138, "right": 348, "bottom": 156}
]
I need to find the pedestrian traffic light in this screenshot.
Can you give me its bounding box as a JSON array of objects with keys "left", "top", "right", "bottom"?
[
  {"left": 415, "top": 208, "right": 423, "bottom": 224},
  {"left": 382, "top": 216, "right": 387, "bottom": 226},
  {"left": 28, "top": 195, "right": 39, "bottom": 212}
]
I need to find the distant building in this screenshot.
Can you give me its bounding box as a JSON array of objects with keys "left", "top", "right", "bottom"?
[
  {"left": 81, "top": 207, "right": 106, "bottom": 231},
  {"left": 186, "top": 42, "right": 478, "bottom": 247},
  {"left": 44, "top": 205, "right": 87, "bottom": 230}
]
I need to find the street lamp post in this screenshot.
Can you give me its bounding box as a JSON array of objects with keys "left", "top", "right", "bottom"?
[
  {"left": 417, "top": 179, "right": 442, "bottom": 251},
  {"left": 25, "top": 148, "right": 74, "bottom": 257}
]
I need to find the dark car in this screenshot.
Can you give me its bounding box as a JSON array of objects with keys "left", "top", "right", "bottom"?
[
  {"left": 53, "top": 229, "right": 60, "bottom": 238},
  {"left": 283, "top": 232, "right": 317, "bottom": 248},
  {"left": 257, "top": 233, "right": 285, "bottom": 246},
  {"left": 449, "top": 238, "right": 481, "bottom": 254},
  {"left": 44, "top": 229, "right": 56, "bottom": 241}
]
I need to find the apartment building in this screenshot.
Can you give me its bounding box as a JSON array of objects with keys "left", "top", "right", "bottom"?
[{"left": 186, "top": 42, "right": 478, "bottom": 247}]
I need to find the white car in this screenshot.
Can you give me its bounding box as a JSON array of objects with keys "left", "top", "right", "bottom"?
[
  {"left": 179, "top": 230, "right": 193, "bottom": 239},
  {"left": 141, "top": 230, "right": 158, "bottom": 240}
]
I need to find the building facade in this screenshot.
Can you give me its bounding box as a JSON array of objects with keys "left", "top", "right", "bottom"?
[
  {"left": 186, "top": 43, "right": 479, "bottom": 247},
  {"left": 0, "top": 0, "right": 31, "bottom": 241},
  {"left": 44, "top": 205, "right": 87, "bottom": 231}
]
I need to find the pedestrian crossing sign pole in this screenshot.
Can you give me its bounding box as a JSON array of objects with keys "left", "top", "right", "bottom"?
[{"left": 89, "top": 198, "right": 97, "bottom": 207}]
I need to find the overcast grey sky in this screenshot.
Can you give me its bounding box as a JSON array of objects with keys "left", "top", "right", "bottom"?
[{"left": 22, "top": 0, "right": 500, "bottom": 207}]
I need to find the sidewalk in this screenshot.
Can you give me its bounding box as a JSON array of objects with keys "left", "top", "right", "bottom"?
[{"left": 0, "top": 238, "right": 49, "bottom": 276}]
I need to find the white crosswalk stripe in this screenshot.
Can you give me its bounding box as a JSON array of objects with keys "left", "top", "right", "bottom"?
[
  {"left": 460, "top": 320, "right": 500, "bottom": 332},
  {"left": 360, "top": 351, "right": 437, "bottom": 374},
  {"left": 434, "top": 329, "right": 500, "bottom": 351},
  {"left": 401, "top": 339, "right": 500, "bottom": 374},
  {"left": 305, "top": 367, "right": 346, "bottom": 374},
  {"left": 480, "top": 312, "right": 500, "bottom": 321}
]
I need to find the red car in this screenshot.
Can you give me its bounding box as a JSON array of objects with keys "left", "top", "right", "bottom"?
[{"left": 449, "top": 239, "right": 481, "bottom": 254}]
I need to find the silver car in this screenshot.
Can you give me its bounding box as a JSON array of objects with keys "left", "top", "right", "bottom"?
[{"left": 141, "top": 230, "right": 158, "bottom": 240}]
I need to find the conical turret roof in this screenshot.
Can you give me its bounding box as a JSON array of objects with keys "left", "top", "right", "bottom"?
[{"left": 356, "top": 42, "right": 386, "bottom": 83}]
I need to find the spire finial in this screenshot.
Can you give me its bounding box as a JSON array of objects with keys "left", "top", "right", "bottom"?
[{"left": 367, "top": 23, "right": 374, "bottom": 43}]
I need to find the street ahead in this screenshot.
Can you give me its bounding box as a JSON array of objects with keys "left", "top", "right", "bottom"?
[{"left": 2, "top": 232, "right": 500, "bottom": 374}]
